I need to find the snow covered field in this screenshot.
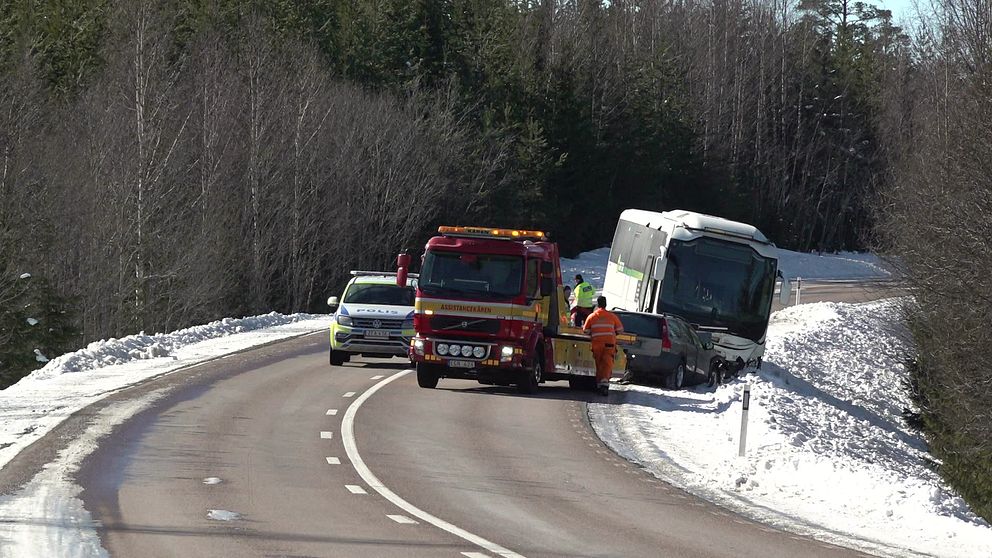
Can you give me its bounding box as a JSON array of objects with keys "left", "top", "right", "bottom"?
[{"left": 0, "top": 244, "right": 982, "bottom": 558}]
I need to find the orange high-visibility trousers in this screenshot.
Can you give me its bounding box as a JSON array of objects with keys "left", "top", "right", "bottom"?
[{"left": 592, "top": 342, "right": 615, "bottom": 384}]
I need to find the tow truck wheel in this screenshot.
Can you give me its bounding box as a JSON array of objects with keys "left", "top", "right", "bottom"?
[
  {"left": 518, "top": 357, "right": 542, "bottom": 394},
  {"left": 416, "top": 362, "right": 440, "bottom": 389}
]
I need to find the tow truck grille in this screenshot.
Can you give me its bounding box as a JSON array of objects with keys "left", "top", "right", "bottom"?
[
  {"left": 430, "top": 316, "right": 501, "bottom": 334},
  {"left": 352, "top": 317, "right": 405, "bottom": 329}
]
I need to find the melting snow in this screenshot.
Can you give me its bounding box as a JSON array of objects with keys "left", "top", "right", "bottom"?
[
  {"left": 207, "top": 509, "right": 241, "bottom": 521},
  {"left": 202, "top": 477, "right": 222, "bottom": 485},
  {"left": 26, "top": 318, "right": 39, "bottom": 326}
]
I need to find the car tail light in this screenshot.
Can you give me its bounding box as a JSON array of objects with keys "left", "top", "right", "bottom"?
[{"left": 661, "top": 318, "right": 672, "bottom": 350}]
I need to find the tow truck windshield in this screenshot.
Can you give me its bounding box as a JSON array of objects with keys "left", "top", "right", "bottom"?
[
  {"left": 420, "top": 251, "right": 524, "bottom": 300},
  {"left": 658, "top": 237, "right": 775, "bottom": 342}
]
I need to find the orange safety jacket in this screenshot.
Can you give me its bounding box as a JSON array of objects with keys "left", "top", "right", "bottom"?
[{"left": 582, "top": 308, "right": 625, "bottom": 345}]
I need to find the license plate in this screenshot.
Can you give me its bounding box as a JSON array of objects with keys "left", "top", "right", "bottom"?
[
  {"left": 364, "top": 330, "right": 389, "bottom": 339},
  {"left": 449, "top": 359, "right": 475, "bottom": 369}
]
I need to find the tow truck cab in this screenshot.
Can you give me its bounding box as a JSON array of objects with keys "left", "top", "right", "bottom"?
[{"left": 409, "top": 226, "right": 628, "bottom": 392}]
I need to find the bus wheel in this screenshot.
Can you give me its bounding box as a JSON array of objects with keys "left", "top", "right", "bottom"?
[
  {"left": 416, "top": 363, "right": 440, "bottom": 389},
  {"left": 518, "top": 358, "right": 542, "bottom": 394}
]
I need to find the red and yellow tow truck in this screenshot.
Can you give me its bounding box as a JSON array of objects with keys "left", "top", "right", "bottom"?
[{"left": 406, "top": 226, "right": 631, "bottom": 392}]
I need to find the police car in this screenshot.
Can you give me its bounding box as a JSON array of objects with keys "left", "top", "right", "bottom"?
[{"left": 327, "top": 271, "right": 417, "bottom": 366}]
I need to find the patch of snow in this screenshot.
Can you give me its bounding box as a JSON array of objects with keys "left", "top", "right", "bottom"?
[
  {"left": 33, "top": 349, "right": 48, "bottom": 363},
  {"left": 18, "top": 273, "right": 30, "bottom": 280},
  {"left": 26, "top": 318, "right": 39, "bottom": 326},
  {"left": 202, "top": 477, "right": 222, "bottom": 485},
  {"left": 207, "top": 509, "right": 241, "bottom": 521}
]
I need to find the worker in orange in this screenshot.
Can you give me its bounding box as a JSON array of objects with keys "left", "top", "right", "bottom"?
[{"left": 582, "top": 295, "right": 624, "bottom": 396}]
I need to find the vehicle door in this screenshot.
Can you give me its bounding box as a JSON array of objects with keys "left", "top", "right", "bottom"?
[{"left": 668, "top": 318, "right": 697, "bottom": 373}]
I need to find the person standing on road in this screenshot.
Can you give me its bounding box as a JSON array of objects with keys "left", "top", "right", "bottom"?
[
  {"left": 583, "top": 296, "right": 624, "bottom": 396},
  {"left": 572, "top": 274, "right": 596, "bottom": 326}
]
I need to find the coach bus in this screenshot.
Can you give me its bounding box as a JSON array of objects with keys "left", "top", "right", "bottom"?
[{"left": 602, "top": 209, "right": 790, "bottom": 369}]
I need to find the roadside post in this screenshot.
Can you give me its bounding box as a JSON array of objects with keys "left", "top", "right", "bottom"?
[
  {"left": 739, "top": 384, "right": 751, "bottom": 457},
  {"left": 795, "top": 277, "right": 802, "bottom": 305}
]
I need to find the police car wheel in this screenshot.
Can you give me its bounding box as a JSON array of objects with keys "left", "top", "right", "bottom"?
[{"left": 329, "top": 350, "right": 347, "bottom": 366}]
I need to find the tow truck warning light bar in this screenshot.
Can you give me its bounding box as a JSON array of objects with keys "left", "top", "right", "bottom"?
[{"left": 438, "top": 226, "right": 548, "bottom": 241}]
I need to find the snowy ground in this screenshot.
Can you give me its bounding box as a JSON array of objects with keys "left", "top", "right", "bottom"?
[{"left": 1, "top": 244, "right": 978, "bottom": 558}]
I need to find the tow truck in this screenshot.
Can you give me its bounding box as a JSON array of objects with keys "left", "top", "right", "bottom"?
[{"left": 406, "top": 226, "right": 632, "bottom": 393}]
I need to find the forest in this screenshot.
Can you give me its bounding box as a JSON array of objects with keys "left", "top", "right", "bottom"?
[{"left": 0, "top": 0, "right": 990, "bottom": 523}]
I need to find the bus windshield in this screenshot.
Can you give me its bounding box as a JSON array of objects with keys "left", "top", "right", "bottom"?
[
  {"left": 420, "top": 251, "right": 524, "bottom": 300},
  {"left": 658, "top": 238, "right": 776, "bottom": 341}
]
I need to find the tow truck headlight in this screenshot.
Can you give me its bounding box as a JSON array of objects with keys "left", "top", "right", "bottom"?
[
  {"left": 412, "top": 338, "right": 425, "bottom": 356},
  {"left": 461, "top": 345, "right": 473, "bottom": 357},
  {"left": 436, "top": 343, "right": 449, "bottom": 356},
  {"left": 472, "top": 346, "right": 486, "bottom": 358},
  {"left": 336, "top": 315, "right": 353, "bottom": 327},
  {"left": 500, "top": 345, "right": 514, "bottom": 362}
]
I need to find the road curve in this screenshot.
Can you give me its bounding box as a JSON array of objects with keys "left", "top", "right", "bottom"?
[{"left": 47, "top": 332, "right": 872, "bottom": 558}]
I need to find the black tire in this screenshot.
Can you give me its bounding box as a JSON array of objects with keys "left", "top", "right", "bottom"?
[
  {"left": 665, "top": 362, "right": 686, "bottom": 390},
  {"left": 569, "top": 376, "right": 597, "bottom": 391},
  {"left": 518, "top": 356, "right": 542, "bottom": 394},
  {"left": 707, "top": 362, "right": 723, "bottom": 387},
  {"left": 416, "top": 362, "right": 440, "bottom": 389},
  {"left": 329, "top": 350, "right": 346, "bottom": 366}
]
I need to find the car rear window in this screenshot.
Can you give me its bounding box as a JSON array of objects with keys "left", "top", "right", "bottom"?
[{"left": 616, "top": 313, "right": 662, "bottom": 338}]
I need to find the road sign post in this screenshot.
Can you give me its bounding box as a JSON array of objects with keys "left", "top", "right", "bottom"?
[{"left": 739, "top": 384, "right": 751, "bottom": 457}]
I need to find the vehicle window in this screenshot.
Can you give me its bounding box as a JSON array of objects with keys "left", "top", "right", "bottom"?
[
  {"left": 615, "top": 313, "right": 662, "bottom": 338},
  {"left": 343, "top": 284, "right": 415, "bottom": 305},
  {"left": 420, "top": 251, "right": 524, "bottom": 299},
  {"left": 525, "top": 259, "right": 540, "bottom": 298}
]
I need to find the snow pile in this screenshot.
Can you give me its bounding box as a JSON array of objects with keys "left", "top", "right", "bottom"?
[
  {"left": 775, "top": 249, "right": 892, "bottom": 281},
  {"left": 26, "top": 312, "right": 311, "bottom": 381},
  {"left": 0, "top": 313, "right": 329, "bottom": 472},
  {"left": 590, "top": 299, "right": 992, "bottom": 558}
]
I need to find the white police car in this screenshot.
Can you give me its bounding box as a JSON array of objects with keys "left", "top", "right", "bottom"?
[{"left": 328, "top": 272, "right": 417, "bottom": 366}]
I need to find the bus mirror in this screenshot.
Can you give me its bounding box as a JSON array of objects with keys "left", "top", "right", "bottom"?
[
  {"left": 779, "top": 273, "right": 791, "bottom": 305},
  {"left": 653, "top": 256, "right": 667, "bottom": 281},
  {"left": 540, "top": 277, "right": 554, "bottom": 297}
]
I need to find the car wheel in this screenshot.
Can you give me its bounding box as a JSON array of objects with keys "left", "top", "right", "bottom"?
[
  {"left": 518, "top": 357, "right": 542, "bottom": 394},
  {"left": 329, "top": 350, "right": 346, "bottom": 366},
  {"left": 416, "top": 362, "right": 440, "bottom": 389},
  {"left": 665, "top": 362, "right": 685, "bottom": 390}
]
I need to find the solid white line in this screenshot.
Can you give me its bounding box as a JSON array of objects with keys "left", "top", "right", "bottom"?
[
  {"left": 320, "top": 431, "right": 334, "bottom": 439},
  {"left": 462, "top": 553, "right": 491, "bottom": 558},
  {"left": 387, "top": 514, "right": 418, "bottom": 524},
  {"left": 326, "top": 409, "right": 338, "bottom": 415},
  {"left": 326, "top": 457, "right": 341, "bottom": 465},
  {"left": 370, "top": 375, "right": 385, "bottom": 380},
  {"left": 345, "top": 484, "right": 367, "bottom": 494},
  {"left": 343, "top": 392, "right": 356, "bottom": 398},
  {"left": 342, "top": 370, "right": 526, "bottom": 558}
]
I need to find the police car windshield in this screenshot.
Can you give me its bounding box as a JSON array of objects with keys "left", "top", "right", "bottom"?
[
  {"left": 420, "top": 251, "right": 523, "bottom": 300},
  {"left": 343, "top": 284, "right": 415, "bottom": 306}
]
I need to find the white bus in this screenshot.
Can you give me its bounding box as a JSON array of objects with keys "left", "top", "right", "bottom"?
[{"left": 603, "top": 209, "right": 790, "bottom": 368}]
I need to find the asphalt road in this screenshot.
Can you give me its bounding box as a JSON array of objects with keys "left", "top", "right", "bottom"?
[{"left": 61, "top": 335, "right": 870, "bottom": 558}]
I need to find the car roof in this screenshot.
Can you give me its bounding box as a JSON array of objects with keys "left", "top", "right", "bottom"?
[{"left": 349, "top": 276, "right": 416, "bottom": 287}]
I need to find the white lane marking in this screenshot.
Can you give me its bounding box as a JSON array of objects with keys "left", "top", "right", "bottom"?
[
  {"left": 326, "top": 409, "right": 338, "bottom": 415},
  {"left": 343, "top": 370, "right": 526, "bottom": 558},
  {"left": 345, "top": 485, "right": 368, "bottom": 494},
  {"left": 387, "top": 514, "right": 418, "bottom": 524},
  {"left": 370, "top": 375, "right": 385, "bottom": 380},
  {"left": 462, "top": 553, "right": 492, "bottom": 558},
  {"left": 343, "top": 392, "right": 356, "bottom": 398},
  {"left": 320, "top": 431, "right": 334, "bottom": 439},
  {"left": 326, "top": 457, "right": 341, "bottom": 465}
]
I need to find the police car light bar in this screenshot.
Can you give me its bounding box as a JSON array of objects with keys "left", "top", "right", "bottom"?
[
  {"left": 437, "top": 226, "right": 548, "bottom": 241},
  {"left": 350, "top": 271, "right": 420, "bottom": 278}
]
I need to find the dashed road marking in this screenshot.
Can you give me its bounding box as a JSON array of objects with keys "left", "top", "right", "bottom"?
[
  {"left": 326, "top": 457, "right": 341, "bottom": 465},
  {"left": 370, "top": 375, "right": 385, "bottom": 380},
  {"left": 343, "top": 370, "right": 526, "bottom": 558},
  {"left": 345, "top": 485, "right": 367, "bottom": 495},
  {"left": 387, "top": 514, "right": 418, "bottom": 524},
  {"left": 320, "top": 431, "right": 334, "bottom": 439},
  {"left": 343, "top": 392, "right": 356, "bottom": 398},
  {"left": 326, "top": 409, "right": 338, "bottom": 416}
]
